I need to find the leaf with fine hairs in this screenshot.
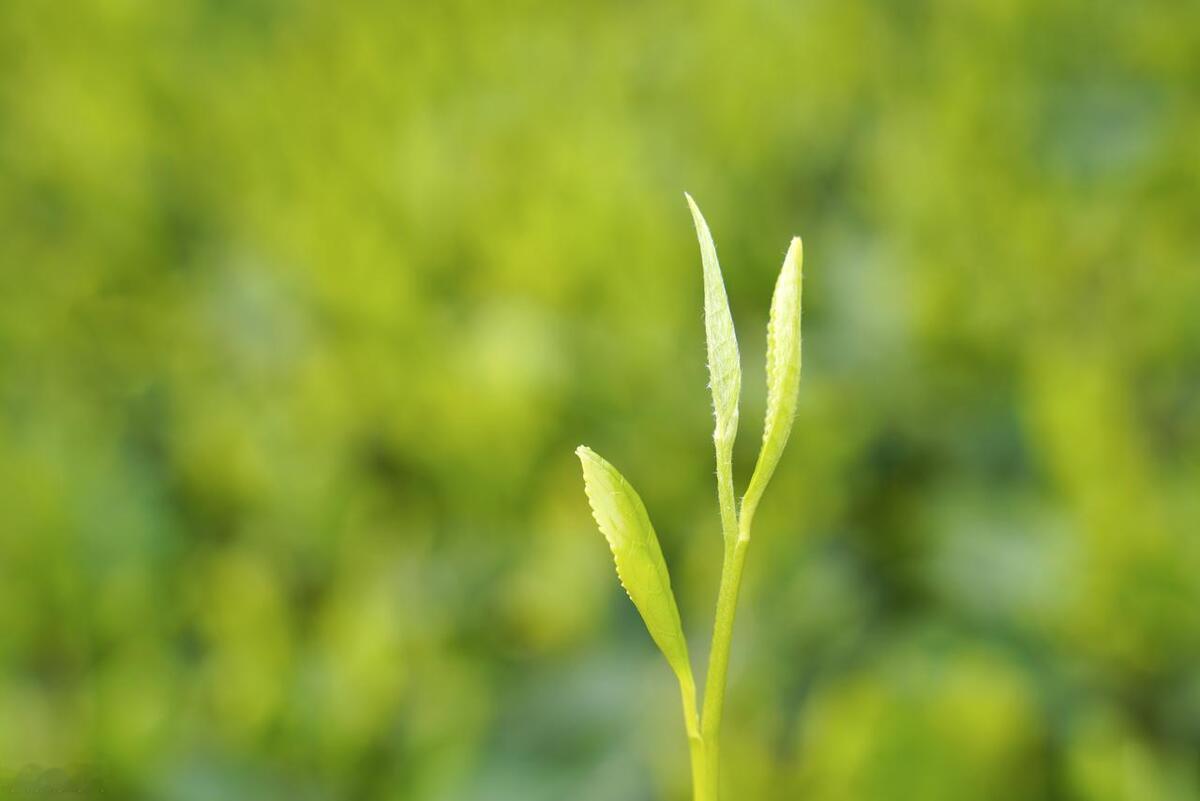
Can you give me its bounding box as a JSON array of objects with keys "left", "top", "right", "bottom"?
[
  {"left": 575, "top": 445, "right": 693, "bottom": 682},
  {"left": 685, "top": 193, "right": 741, "bottom": 452},
  {"left": 743, "top": 237, "right": 803, "bottom": 526}
]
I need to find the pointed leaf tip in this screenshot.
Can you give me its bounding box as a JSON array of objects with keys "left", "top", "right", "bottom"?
[{"left": 685, "top": 195, "right": 742, "bottom": 451}]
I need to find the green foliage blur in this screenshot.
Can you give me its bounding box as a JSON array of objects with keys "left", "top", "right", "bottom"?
[{"left": 2, "top": 1, "right": 1199, "bottom": 799}]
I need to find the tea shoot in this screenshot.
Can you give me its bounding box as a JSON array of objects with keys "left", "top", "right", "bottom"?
[{"left": 577, "top": 195, "right": 803, "bottom": 800}]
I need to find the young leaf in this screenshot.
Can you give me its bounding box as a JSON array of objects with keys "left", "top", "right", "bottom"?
[
  {"left": 743, "top": 237, "right": 803, "bottom": 530},
  {"left": 685, "top": 193, "right": 741, "bottom": 451},
  {"left": 575, "top": 445, "right": 693, "bottom": 681}
]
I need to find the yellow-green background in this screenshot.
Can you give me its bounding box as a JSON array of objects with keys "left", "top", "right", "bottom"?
[{"left": 2, "top": 1, "right": 1199, "bottom": 799}]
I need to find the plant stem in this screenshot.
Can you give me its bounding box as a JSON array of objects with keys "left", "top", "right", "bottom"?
[
  {"left": 694, "top": 444, "right": 746, "bottom": 800},
  {"left": 688, "top": 733, "right": 710, "bottom": 801},
  {"left": 715, "top": 444, "right": 739, "bottom": 548},
  {"left": 677, "top": 672, "right": 707, "bottom": 801},
  {"left": 698, "top": 534, "right": 748, "bottom": 799}
]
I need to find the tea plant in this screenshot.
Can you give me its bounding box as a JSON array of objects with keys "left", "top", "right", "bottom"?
[{"left": 576, "top": 195, "right": 803, "bottom": 801}]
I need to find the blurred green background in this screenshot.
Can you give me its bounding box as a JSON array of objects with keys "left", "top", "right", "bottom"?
[{"left": 2, "top": 1, "right": 1200, "bottom": 799}]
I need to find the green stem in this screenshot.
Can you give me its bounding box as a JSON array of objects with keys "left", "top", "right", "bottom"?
[
  {"left": 688, "top": 734, "right": 709, "bottom": 801},
  {"left": 677, "top": 672, "right": 707, "bottom": 801},
  {"left": 715, "top": 443, "right": 739, "bottom": 547},
  {"left": 698, "top": 535, "right": 749, "bottom": 799},
  {"left": 695, "top": 441, "right": 746, "bottom": 800}
]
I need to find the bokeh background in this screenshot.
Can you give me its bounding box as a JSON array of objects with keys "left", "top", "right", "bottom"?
[{"left": 2, "top": 1, "right": 1200, "bottom": 799}]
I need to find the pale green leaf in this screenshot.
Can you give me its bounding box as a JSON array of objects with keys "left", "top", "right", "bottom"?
[
  {"left": 576, "top": 445, "right": 692, "bottom": 681},
  {"left": 743, "top": 237, "right": 803, "bottom": 529},
  {"left": 685, "top": 193, "right": 741, "bottom": 450}
]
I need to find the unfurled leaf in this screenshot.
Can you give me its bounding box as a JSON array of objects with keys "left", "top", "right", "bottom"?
[
  {"left": 686, "top": 194, "right": 741, "bottom": 451},
  {"left": 744, "top": 237, "right": 803, "bottom": 521},
  {"left": 575, "top": 445, "right": 692, "bottom": 681}
]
